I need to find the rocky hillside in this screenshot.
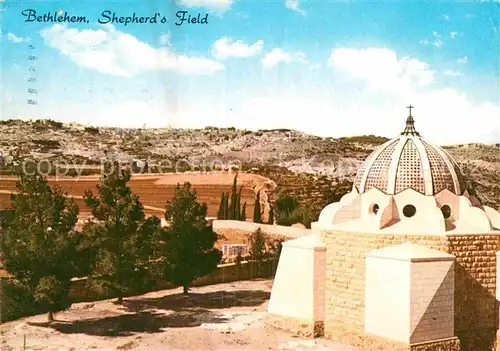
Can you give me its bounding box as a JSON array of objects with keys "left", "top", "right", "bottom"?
[{"left": 1, "top": 119, "right": 499, "bottom": 213}]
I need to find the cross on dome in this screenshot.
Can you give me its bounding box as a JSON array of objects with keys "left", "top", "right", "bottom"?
[
  {"left": 407, "top": 105, "right": 414, "bottom": 117},
  {"left": 401, "top": 105, "right": 420, "bottom": 137}
]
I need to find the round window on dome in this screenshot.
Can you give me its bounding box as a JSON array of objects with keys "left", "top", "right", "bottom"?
[
  {"left": 403, "top": 205, "right": 416, "bottom": 218},
  {"left": 369, "top": 204, "right": 379, "bottom": 215},
  {"left": 441, "top": 205, "right": 452, "bottom": 219}
]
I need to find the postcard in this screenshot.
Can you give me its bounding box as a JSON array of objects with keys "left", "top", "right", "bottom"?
[{"left": 1, "top": 1, "right": 499, "bottom": 350}]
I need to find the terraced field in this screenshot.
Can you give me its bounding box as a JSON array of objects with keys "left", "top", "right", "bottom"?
[{"left": 0, "top": 172, "right": 271, "bottom": 218}]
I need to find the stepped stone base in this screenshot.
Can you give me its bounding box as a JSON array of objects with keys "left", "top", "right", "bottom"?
[
  {"left": 266, "top": 314, "right": 324, "bottom": 338},
  {"left": 410, "top": 337, "right": 461, "bottom": 351},
  {"left": 324, "top": 323, "right": 461, "bottom": 351}
]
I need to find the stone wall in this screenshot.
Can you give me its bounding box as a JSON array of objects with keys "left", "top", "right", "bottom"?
[
  {"left": 319, "top": 229, "right": 500, "bottom": 351},
  {"left": 213, "top": 220, "right": 312, "bottom": 238},
  {"left": 68, "top": 259, "right": 279, "bottom": 303}
]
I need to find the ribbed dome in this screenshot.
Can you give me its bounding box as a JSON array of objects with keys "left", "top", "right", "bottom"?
[{"left": 353, "top": 114, "right": 467, "bottom": 196}]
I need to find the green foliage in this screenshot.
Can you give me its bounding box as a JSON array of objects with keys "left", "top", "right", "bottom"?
[
  {"left": 268, "top": 206, "right": 274, "bottom": 225},
  {"left": 274, "top": 194, "right": 299, "bottom": 225},
  {"left": 1, "top": 171, "right": 82, "bottom": 319},
  {"left": 0, "top": 278, "right": 43, "bottom": 322},
  {"left": 245, "top": 229, "right": 285, "bottom": 262},
  {"left": 247, "top": 228, "right": 267, "bottom": 261},
  {"left": 229, "top": 174, "right": 238, "bottom": 219},
  {"left": 216, "top": 174, "right": 246, "bottom": 221},
  {"left": 253, "top": 190, "right": 262, "bottom": 223},
  {"left": 240, "top": 202, "right": 247, "bottom": 222},
  {"left": 160, "top": 182, "right": 222, "bottom": 293},
  {"left": 217, "top": 192, "right": 227, "bottom": 219},
  {"left": 274, "top": 193, "right": 315, "bottom": 228},
  {"left": 81, "top": 164, "right": 161, "bottom": 303}
]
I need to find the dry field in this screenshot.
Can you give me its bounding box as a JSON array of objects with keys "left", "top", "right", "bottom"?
[
  {"left": 0, "top": 172, "right": 273, "bottom": 218},
  {"left": 0, "top": 279, "right": 355, "bottom": 351}
]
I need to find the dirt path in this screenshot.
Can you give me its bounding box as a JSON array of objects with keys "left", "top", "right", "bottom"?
[{"left": 0, "top": 279, "right": 355, "bottom": 351}]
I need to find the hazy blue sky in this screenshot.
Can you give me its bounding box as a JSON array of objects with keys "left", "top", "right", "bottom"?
[{"left": 1, "top": 0, "right": 499, "bottom": 144}]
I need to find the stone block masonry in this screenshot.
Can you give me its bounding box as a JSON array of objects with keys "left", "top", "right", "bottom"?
[{"left": 319, "top": 229, "right": 500, "bottom": 351}]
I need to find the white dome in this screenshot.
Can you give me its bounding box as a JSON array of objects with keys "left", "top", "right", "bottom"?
[{"left": 353, "top": 115, "right": 467, "bottom": 196}]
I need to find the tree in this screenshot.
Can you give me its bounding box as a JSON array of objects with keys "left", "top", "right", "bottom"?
[
  {"left": 81, "top": 164, "right": 161, "bottom": 304},
  {"left": 217, "top": 192, "right": 228, "bottom": 220},
  {"left": 275, "top": 194, "right": 299, "bottom": 216},
  {"left": 275, "top": 194, "right": 300, "bottom": 226},
  {"left": 1, "top": 171, "right": 82, "bottom": 321},
  {"left": 229, "top": 174, "right": 238, "bottom": 219},
  {"left": 160, "top": 182, "right": 222, "bottom": 294},
  {"left": 247, "top": 228, "right": 267, "bottom": 261},
  {"left": 253, "top": 190, "right": 262, "bottom": 223},
  {"left": 216, "top": 174, "right": 245, "bottom": 221},
  {"left": 240, "top": 202, "right": 247, "bottom": 222},
  {"left": 268, "top": 206, "right": 274, "bottom": 225}
]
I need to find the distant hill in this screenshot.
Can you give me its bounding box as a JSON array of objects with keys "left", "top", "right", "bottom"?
[
  {"left": 338, "top": 135, "right": 390, "bottom": 145},
  {"left": 0, "top": 118, "right": 498, "bottom": 212}
]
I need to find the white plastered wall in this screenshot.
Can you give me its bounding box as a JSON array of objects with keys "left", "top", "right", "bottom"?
[
  {"left": 365, "top": 256, "right": 411, "bottom": 343},
  {"left": 365, "top": 243, "right": 455, "bottom": 344},
  {"left": 267, "top": 234, "right": 326, "bottom": 322}
]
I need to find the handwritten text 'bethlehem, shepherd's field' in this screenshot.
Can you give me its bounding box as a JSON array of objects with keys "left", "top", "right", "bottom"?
[{"left": 21, "top": 9, "right": 208, "bottom": 26}]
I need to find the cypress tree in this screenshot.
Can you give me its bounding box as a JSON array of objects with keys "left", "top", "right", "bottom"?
[
  {"left": 253, "top": 190, "right": 262, "bottom": 223},
  {"left": 235, "top": 186, "right": 242, "bottom": 220},
  {"left": 217, "top": 192, "right": 225, "bottom": 220},
  {"left": 223, "top": 192, "right": 229, "bottom": 219},
  {"left": 268, "top": 206, "right": 274, "bottom": 225},
  {"left": 229, "top": 174, "right": 238, "bottom": 219},
  {"left": 240, "top": 202, "right": 247, "bottom": 222}
]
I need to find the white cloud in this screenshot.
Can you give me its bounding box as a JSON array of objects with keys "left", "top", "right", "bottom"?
[
  {"left": 11, "top": 45, "right": 498, "bottom": 145},
  {"left": 328, "top": 48, "right": 435, "bottom": 94},
  {"left": 231, "top": 86, "right": 500, "bottom": 145},
  {"left": 421, "top": 31, "right": 444, "bottom": 48},
  {"left": 323, "top": 47, "right": 499, "bottom": 144},
  {"left": 40, "top": 24, "right": 224, "bottom": 77},
  {"left": 262, "top": 48, "right": 307, "bottom": 68},
  {"left": 7, "top": 32, "right": 30, "bottom": 43},
  {"left": 176, "top": 0, "right": 233, "bottom": 13},
  {"left": 211, "top": 37, "right": 263, "bottom": 60},
  {"left": 456, "top": 56, "right": 468, "bottom": 65},
  {"left": 444, "top": 70, "right": 463, "bottom": 77},
  {"left": 285, "top": 0, "right": 306, "bottom": 15}
]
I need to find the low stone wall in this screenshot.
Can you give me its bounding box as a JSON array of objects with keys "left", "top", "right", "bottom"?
[
  {"left": 213, "top": 220, "right": 311, "bottom": 238},
  {"left": 68, "top": 259, "right": 279, "bottom": 303},
  {"left": 319, "top": 229, "right": 500, "bottom": 351}
]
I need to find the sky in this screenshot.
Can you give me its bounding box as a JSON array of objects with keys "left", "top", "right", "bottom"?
[{"left": 1, "top": 0, "right": 499, "bottom": 145}]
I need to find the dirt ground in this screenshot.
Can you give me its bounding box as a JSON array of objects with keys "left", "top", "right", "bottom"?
[{"left": 0, "top": 279, "right": 356, "bottom": 351}]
